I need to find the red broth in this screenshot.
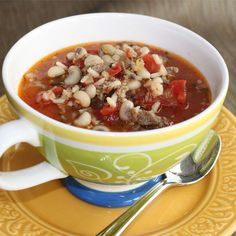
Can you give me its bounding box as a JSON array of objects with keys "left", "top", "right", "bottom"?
[{"left": 19, "top": 41, "right": 211, "bottom": 132}]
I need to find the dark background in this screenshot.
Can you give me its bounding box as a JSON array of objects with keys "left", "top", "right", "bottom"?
[{"left": 0, "top": 0, "right": 235, "bottom": 114}]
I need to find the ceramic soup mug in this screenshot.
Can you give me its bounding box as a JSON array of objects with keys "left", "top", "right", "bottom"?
[{"left": 1, "top": 13, "right": 228, "bottom": 193}]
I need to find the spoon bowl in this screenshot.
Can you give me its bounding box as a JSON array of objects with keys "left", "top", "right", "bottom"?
[
  {"left": 167, "top": 130, "right": 221, "bottom": 185},
  {"left": 97, "top": 130, "right": 221, "bottom": 236}
]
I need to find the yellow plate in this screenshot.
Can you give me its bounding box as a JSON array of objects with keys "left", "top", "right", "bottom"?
[{"left": 0, "top": 95, "right": 236, "bottom": 236}]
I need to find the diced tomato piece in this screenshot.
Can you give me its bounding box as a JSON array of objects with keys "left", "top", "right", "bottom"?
[
  {"left": 73, "top": 58, "right": 85, "bottom": 69},
  {"left": 106, "top": 111, "right": 119, "bottom": 123},
  {"left": 87, "top": 49, "right": 99, "bottom": 55},
  {"left": 107, "top": 63, "right": 122, "bottom": 77},
  {"left": 159, "top": 86, "right": 177, "bottom": 107},
  {"left": 143, "top": 54, "right": 160, "bottom": 73},
  {"left": 100, "top": 104, "right": 118, "bottom": 116},
  {"left": 170, "top": 80, "right": 187, "bottom": 104},
  {"left": 52, "top": 86, "right": 63, "bottom": 95}
]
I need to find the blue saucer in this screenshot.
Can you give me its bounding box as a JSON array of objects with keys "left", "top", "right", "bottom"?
[{"left": 63, "top": 175, "right": 163, "bottom": 208}]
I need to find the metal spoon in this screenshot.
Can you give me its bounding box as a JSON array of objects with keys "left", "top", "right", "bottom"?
[{"left": 97, "top": 130, "right": 221, "bottom": 236}]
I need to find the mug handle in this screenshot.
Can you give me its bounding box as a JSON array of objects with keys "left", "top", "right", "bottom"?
[{"left": 0, "top": 118, "right": 67, "bottom": 190}]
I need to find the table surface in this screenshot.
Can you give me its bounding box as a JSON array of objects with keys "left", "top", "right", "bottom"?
[
  {"left": 0, "top": 0, "right": 236, "bottom": 235},
  {"left": 0, "top": 0, "right": 236, "bottom": 115}
]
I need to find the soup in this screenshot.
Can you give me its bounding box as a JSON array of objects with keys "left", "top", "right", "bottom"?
[{"left": 19, "top": 41, "right": 211, "bottom": 132}]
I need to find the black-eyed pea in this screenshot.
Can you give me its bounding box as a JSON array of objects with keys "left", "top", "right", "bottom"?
[
  {"left": 85, "top": 84, "right": 96, "bottom": 98},
  {"left": 55, "top": 61, "right": 68, "bottom": 70},
  {"left": 73, "top": 112, "right": 92, "bottom": 127},
  {"left": 128, "top": 80, "right": 141, "bottom": 90},
  {"left": 102, "top": 55, "right": 114, "bottom": 65},
  {"left": 84, "top": 55, "right": 104, "bottom": 67},
  {"left": 47, "top": 66, "right": 65, "bottom": 78},
  {"left": 64, "top": 66, "right": 81, "bottom": 85},
  {"left": 66, "top": 52, "right": 76, "bottom": 61},
  {"left": 75, "top": 47, "right": 87, "bottom": 58},
  {"left": 73, "top": 90, "right": 91, "bottom": 107},
  {"left": 119, "top": 100, "right": 134, "bottom": 121},
  {"left": 101, "top": 44, "right": 116, "bottom": 55}
]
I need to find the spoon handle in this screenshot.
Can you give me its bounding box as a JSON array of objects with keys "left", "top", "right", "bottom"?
[{"left": 96, "top": 177, "right": 168, "bottom": 236}]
